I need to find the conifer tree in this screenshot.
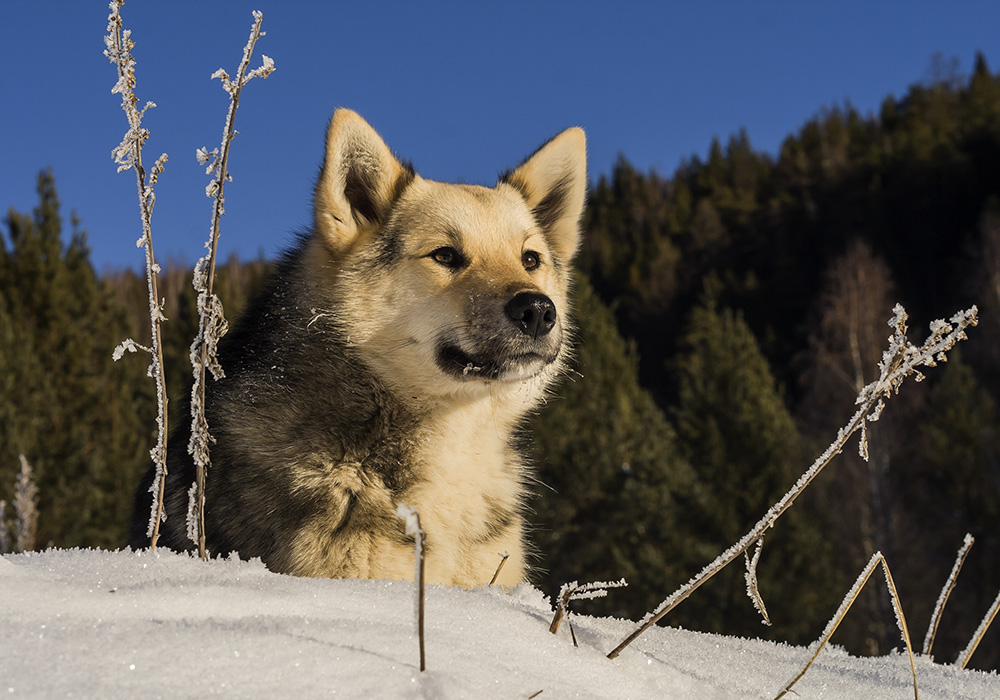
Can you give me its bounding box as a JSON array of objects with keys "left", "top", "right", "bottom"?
[
  {"left": 0, "top": 171, "right": 152, "bottom": 548},
  {"left": 671, "top": 297, "right": 833, "bottom": 643}
]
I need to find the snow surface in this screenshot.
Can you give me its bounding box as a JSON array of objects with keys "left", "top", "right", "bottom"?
[{"left": 2, "top": 549, "right": 998, "bottom": 699}]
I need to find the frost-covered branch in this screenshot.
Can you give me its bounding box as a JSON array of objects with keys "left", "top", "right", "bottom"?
[
  {"left": 923, "top": 533, "right": 974, "bottom": 656},
  {"left": 397, "top": 505, "right": 426, "bottom": 672},
  {"left": 608, "top": 303, "right": 978, "bottom": 660},
  {"left": 104, "top": 0, "right": 170, "bottom": 548},
  {"left": 745, "top": 538, "right": 771, "bottom": 626},
  {"left": 549, "top": 579, "right": 628, "bottom": 638},
  {"left": 489, "top": 551, "right": 510, "bottom": 585},
  {"left": 775, "top": 552, "right": 918, "bottom": 700},
  {"left": 956, "top": 588, "right": 1000, "bottom": 670},
  {"left": 187, "top": 10, "right": 274, "bottom": 560}
]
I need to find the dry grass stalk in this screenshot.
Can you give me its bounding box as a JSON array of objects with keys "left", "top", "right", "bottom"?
[
  {"left": 956, "top": 589, "right": 1000, "bottom": 670},
  {"left": 397, "top": 505, "right": 427, "bottom": 672},
  {"left": 187, "top": 11, "right": 274, "bottom": 560},
  {"left": 489, "top": 551, "right": 510, "bottom": 585},
  {"left": 607, "top": 303, "right": 977, "bottom": 660},
  {"left": 923, "top": 533, "right": 974, "bottom": 656},
  {"left": 104, "top": 0, "right": 170, "bottom": 549},
  {"left": 774, "top": 552, "right": 918, "bottom": 700},
  {"left": 549, "top": 579, "right": 628, "bottom": 636},
  {"left": 745, "top": 537, "right": 771, "bottom": 626}
]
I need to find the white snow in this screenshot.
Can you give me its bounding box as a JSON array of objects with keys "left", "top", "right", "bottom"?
[{"left": 2, "top": 549, "right": 998, "bottom": 699}]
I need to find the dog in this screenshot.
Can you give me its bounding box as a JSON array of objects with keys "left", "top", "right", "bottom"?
[{"left": 129, "top": 109, "right": 587, "bottom": 587}]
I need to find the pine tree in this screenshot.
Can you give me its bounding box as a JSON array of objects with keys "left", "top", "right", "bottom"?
[
  {"left": 0, "top": 171, "right": 153, "bottom": 548},
  {"left": 671, "top": 297, "right": 833, "bottom": 643}
]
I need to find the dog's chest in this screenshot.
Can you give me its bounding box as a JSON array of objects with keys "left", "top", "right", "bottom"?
[{"left": 399, "top": 404, "right": 526, "bottom": 585}]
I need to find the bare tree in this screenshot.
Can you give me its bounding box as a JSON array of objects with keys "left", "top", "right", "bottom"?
[{"left": 798, "top": 239, "right": 905, "bottom": 654}]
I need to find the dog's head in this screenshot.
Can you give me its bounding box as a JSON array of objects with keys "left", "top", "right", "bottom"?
[{"left": 311, "top": 109, "right": 586, "bottom": 402}]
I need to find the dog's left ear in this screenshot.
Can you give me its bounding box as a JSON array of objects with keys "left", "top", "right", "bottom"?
[{"left": 501, "top": 127, "right": 587, "bottom": 266}]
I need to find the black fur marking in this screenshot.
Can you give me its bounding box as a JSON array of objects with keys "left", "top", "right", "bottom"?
[
  {"left": 497, "top": 167, "right": 525, "bottom": 195},
  {"left": 344, "top": 158, "right": 415, "bottom": 227},
  {"left": 475, "top": 497, "right": 516, "bottom": 545},
  {"left": 531, "top": 174, "right": 573, "bottom": 236},
  {"left": 331, "top": 491, "right": 359, "bottom": 536},
  {"left": 435, "top": 343, "right": 492, "bottom": 378},
  {"left": 369, "top": 226, "right": 404, "bottom": 269},
  {"left": 344, "top": 161, "right": 380, "bottom": 224},
  {"left": 391, "top": 161, "right": 416, "bottom": 201}
]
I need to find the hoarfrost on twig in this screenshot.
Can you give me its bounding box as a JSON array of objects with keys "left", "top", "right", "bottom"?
[
  {"left": 489, "top": 551, "right": 510, "bottom": 586},
  {"left": 775, "top": 552, "right": 918, "bottom": 700},
  {"left": 104, "top": 0, "right": 170, "bottom": 547},
  {"left": 923, "top": 533, "right": 974, "bottom": 656},
  {"left": 396, "top": 505, "right": 426, "bottom": 671},
  {"left": 112, "top": 337, "right": 150, "bottom": 361},
  {"left": 956, "top": 588, "right": 1000, "bottom": 670},
  {"left": 187, "top": 9, "right": 273, "bottom": 559},
  {"left": 745, "top": 538, "right": 771, "bottom": 626},
  {"left": 186, "top": 482, "right": 200, "bottom": 545},
  {"left": 549, "top": 579, "right": 628, "bottom": 635}
]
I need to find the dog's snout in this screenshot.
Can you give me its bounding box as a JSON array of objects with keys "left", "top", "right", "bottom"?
[{"left": 505, "top": 292, "right": 557, "bottom": 339}]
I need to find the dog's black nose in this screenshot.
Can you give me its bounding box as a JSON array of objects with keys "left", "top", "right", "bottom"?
[{"left": 505, "top": 292, "right": 557, "bottom": 338}]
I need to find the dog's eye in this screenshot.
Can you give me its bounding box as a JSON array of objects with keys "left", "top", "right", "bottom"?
[
  {"left": 522, "top": 250, "right": 541, "bottom": 271},
  {"left": 430, "top": 246, "right": 463, "bottom": 268}
]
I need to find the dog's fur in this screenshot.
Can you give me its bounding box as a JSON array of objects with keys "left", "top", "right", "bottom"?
[{"left": 129, "top": 109, "right": 586, "bottom": 587}]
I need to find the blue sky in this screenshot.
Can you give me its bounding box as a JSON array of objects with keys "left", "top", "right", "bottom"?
[{"left": 2, "top": 1, "right": 999, "bottom": 271}]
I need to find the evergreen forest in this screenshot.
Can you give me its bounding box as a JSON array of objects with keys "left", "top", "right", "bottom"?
[{"left": 3, "top": 55, "right": 1000, "bottom": 670}]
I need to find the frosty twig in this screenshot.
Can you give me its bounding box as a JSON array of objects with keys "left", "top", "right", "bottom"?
[
  {"left": 397, "top": 505, "right": 427, "bottom": 671},
  {"left": 489, "top": 551, "right": 510, "bottom": 585},
  {"left": 745, "top": 538, "right": 770, "bottom": 626},
  {"left": 956, "top": 588, "right": 1000, "bottom": 670},
  {"left": 607, "top": 303, "right": 977, "bottom": 660},
  {"left": 187, "top": 11, "right": 274, "bottom": 559},
  {"left": 549, "top": 579, "right": 628, "bottom": 636},
  {"left": 105, "top": 0, "right": 170, "bottom": 548},
  {"left": 775, "top": 552, "right": 918, "bottom": 700},
  {"left": 923, "top": 533, "right": 974, "bottom": 656}
]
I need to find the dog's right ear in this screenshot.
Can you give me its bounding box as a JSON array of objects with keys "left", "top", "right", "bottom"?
[{"left": 314, "top": 109, "right": 413, "bottom": 255}]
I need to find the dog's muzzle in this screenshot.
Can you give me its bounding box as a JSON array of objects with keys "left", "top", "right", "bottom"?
[{"left": 435, "top": 291, "right": 561, "bottom": 382}]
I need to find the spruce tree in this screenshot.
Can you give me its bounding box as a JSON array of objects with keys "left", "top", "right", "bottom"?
[
  {"left": 0, "top": 171, "right": 152, "bottom": 548},
  {"left": 671, "top": 298, "right": 833, "bottom": 643}
]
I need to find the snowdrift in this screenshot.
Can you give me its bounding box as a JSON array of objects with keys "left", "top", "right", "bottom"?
[{"left": 2, "top": 549, "right": 997, "bottom": 698}]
